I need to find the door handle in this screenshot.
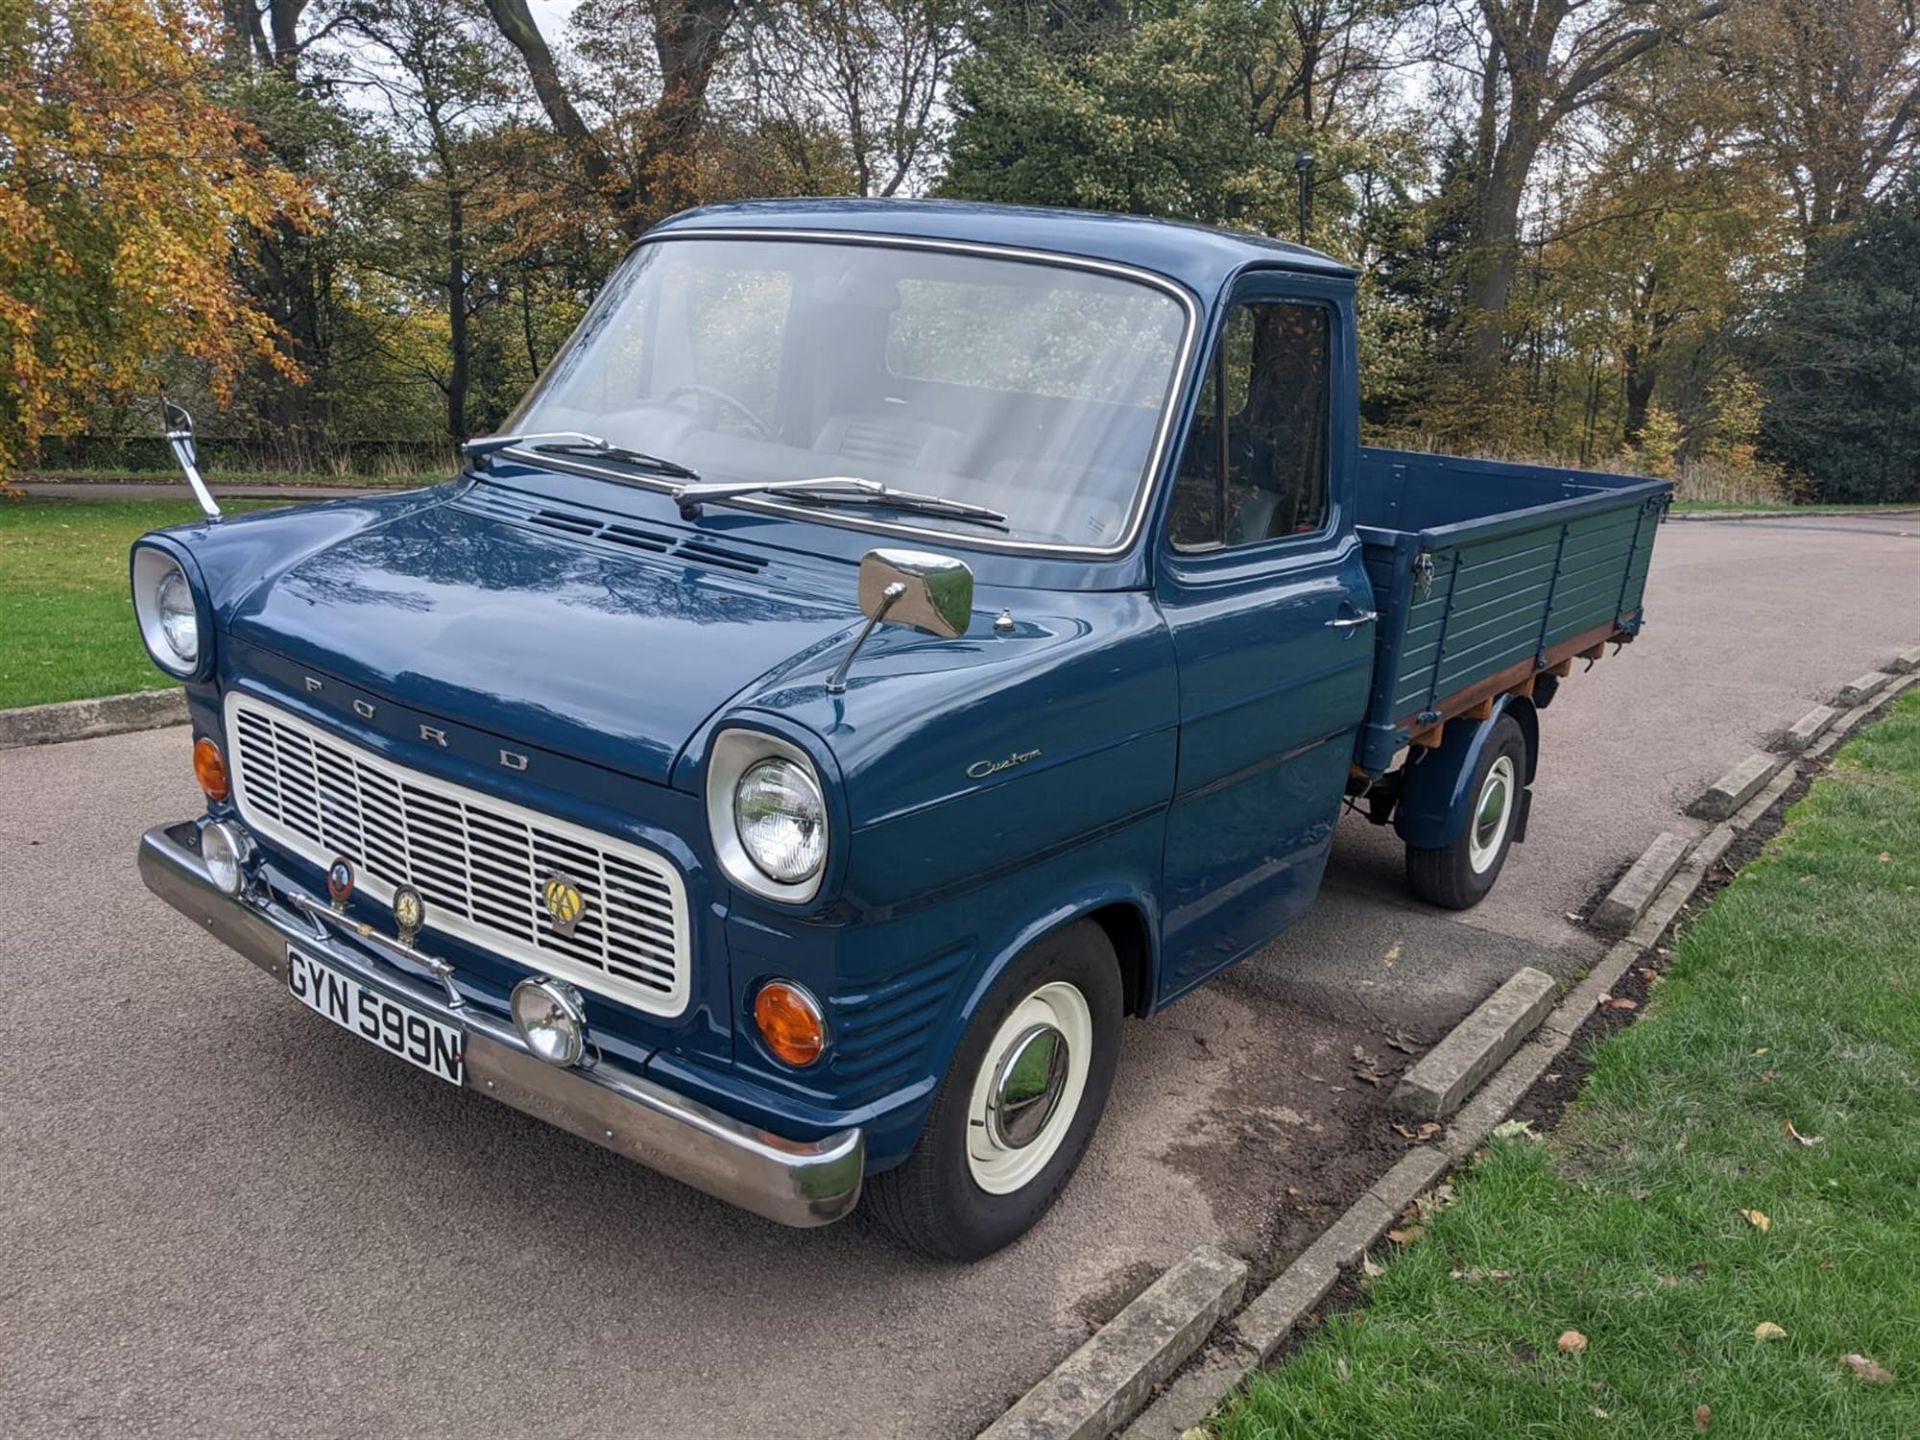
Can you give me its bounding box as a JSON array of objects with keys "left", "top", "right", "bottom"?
[{"left": 1326, "top": 611, "right": 1378, "bottom": 629}]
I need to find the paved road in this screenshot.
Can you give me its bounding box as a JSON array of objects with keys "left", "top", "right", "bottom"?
[
  {"left": 3, "top": 515, "right": 1915, "bottom": 1440},
  {"left": 18, "top": 481, "right": 389, "bottom": 501}
]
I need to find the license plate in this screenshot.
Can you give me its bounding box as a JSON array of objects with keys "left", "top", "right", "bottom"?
[{"left": 287, "top": 946, "right": 464, "bottom": 1086}]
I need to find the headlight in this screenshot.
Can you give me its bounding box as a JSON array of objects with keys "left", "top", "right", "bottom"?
[
  {"left": 157, "top": 567, "right": 197, "bottom": 663},
  {"left": 734, "top": 758, "right": 827, "bottom": 884},
  {"left": 131, "top": 546, "right": 206, "bottom": 678},
  {"left": 706, "top": 730, "right": 830, "bottom": 903}
]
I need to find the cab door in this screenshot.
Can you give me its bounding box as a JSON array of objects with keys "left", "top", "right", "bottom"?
[{"left": 1154, "top": 275, "right": 1374, "bottom": 1000}]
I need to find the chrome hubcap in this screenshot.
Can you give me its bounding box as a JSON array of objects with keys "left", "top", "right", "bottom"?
[
  {"left": 1468, "top": 755, "right": 1516, "bottom": 874},
  {"left": 987, "top": 1024, "right": 1070, "bottom": 1150},
  {"left": 966, "top": 981, "right": 1094, "bottom": 1194}
]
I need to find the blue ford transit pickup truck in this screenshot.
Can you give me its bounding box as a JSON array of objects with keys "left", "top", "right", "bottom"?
[{"left": 135, "top": 200, "right": 1668, "bottom": 1259}]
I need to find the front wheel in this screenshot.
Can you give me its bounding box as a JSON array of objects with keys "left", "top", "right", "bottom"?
[
  {"left": 1405, "top": 714, "right": 1526, "bottom": 909},
  {"left": 866, "top": 922, "right": 1123, "bottom": 1261}
]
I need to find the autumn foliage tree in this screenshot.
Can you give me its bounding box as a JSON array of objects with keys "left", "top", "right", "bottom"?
[{"left": 0, "top": 0, "right": 310, "bottom": 489}]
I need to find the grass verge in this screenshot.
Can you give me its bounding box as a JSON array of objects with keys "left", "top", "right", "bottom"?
[
  {"left": 0, "top": 498, "right": 279, "bottom": 710},
  {"left": 1218, "top": 689, "right": 1920, "bottom": 1439}
]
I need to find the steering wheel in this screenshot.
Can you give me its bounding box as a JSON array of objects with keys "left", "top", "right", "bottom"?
[{"left": 664, "top": 383, "right": 776, "bottom": 441}]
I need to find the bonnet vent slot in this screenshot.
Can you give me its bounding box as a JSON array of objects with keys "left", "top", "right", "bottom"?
[
  {"left": 677, "top": 538, "right": 767, "bottom": 575},
  {"left": 462, "top": 486, "right": 769, "bottom": 575}
]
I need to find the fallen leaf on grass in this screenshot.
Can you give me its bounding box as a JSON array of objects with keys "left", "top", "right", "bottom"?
[
  {"left": 1492, "top": 1118, "right": 1538, "bottom": 1141},
  {"left": 1558, "top": 1330, "right": 1589, "bottom": 1354},
  {"left": 1657, "top": 1274, "right": 1679, "bottom": 1286},
  {"left": 1335, "top": 1357, "right": 1350, "bottom": 1381},
  {"left": 1741, "top": 1209, "right": 1771, "bottom": 1232},
  {"left": 1386, "top": 1225, "right": 1425, "bottom": 1244},
  {"left": 1361, "top": 1255, "right": 1383, "bottom": 1279},
  {"left": 1694, "top": 1404, "right": 1712, "bottom": 1431},
  {"left": 1753, "top": 1047, "right": 1769, "bottom": 1056},
  {"left": 1590, "top": 1406, "right": 1610, "bottom": 1419},
  {"left": 1688, "top": 1261, "right": 1710, "bottom": 1278},
  {"left": 1602, "top": 995, "right": 1639, "bottom": 1011},
  {"left": 1754, "top": 1321, "right": 1788, "bottom": 1341},
  {"left": 1843, "top": 1353, "right": 1894, "bottom": 1384},
  {"left": 1877, "top": 851, "right": 1893, "bottom": 863},
  {"left": 1783, "top": 1117, "right": 1824, "bottom": 1146}
]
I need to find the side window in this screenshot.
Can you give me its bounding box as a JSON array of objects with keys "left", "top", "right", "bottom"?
[{"left": 1168, "top": 300, "right": 1331, "bottom": 550}]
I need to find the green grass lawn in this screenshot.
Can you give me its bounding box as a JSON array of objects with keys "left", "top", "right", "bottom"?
[
  {"left": 0, "top": 498, "right": 280, "bottom": 709},
  {"left": 1219, "top": 689, "right": 1920, "bottom": 1440}
]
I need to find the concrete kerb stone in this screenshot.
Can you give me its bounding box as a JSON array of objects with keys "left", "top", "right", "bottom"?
[
  {"left": 1441, "top": 1037, "right": 1567, "bottom": 1161},
  {"left": 1591, "top": 831, "right": 1690, "bottom": 933},
  {"left": 1780, "top": 705, "right": 1839, "bottom": 752},
  {"left": 1542, "top": 939, "right": 1643, "bottom": 1044},
  {"left": 1806, "top": 673, "right": 1919, "bottom": 762},
  {"left": 1889, "top": 647, "right": 1920, "bottom": 676},
  {"left": 0, "top": 689, "right": 187, "bottom": 748},
  {"left": 979, "top": 1246, "right": 1247, "bottom": 1440},
  {"left": 1118, "top": 1342, "right": 1263, "bottom": 1440},
  {"left": 1836, "top": 671, "right": 1893, "bottom": 707},
  {"left": 1229, "top": 1242, "right": 1348, "bottom": 1361},
  {"left": 1390, "top": 967, "right": 1557, "bottom": 1120},
  {"left": 1687, "top": 752, "right": 1783, "bottom": 821}
]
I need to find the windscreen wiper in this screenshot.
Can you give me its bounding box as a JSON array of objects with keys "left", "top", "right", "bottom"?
[
  {"left": 671, "top": 475, "right": 1007, "bottom": 528},
  {"left": 462, "top": 430, "right": 701, "bottom": 481}
]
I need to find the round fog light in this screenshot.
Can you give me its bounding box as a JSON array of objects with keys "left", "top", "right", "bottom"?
[
  {"left": 200, "top": 819, "right": 252, "bottom": 896},
  {"left": 511, "top": 977, "right": 588, "bottom": 1067}
]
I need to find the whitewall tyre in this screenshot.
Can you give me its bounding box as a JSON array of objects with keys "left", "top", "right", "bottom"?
[
  {"left": 1405, "top": 714, "right": 1527, "bottom": 910},
  {"left": 866, "top": 922, "right": 1123, "bottom": 1261}
]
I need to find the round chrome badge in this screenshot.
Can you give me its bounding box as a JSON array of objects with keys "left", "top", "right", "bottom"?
[
  {"left": 392, "top": 884, "right": 426, "bottom": 946},
  {"left": 326, "top": 857, "right": 355, "bottom": 910}
]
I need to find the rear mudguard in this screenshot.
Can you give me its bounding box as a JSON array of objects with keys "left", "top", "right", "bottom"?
[{"left": 1392, "top": 696, "right": 1538, "bottom": 850}]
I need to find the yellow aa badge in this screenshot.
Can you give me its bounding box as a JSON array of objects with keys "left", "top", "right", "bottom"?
[{"left": 542, "top": 874, "right": 586, "bottom": 937}]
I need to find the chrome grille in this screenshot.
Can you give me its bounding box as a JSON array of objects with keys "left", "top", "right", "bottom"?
[{"left": 226, "top": 694, "right": 689, "bottom": 1016}]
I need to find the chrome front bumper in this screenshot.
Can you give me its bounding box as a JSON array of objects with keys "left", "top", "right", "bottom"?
[{"left": 138, "top": 822, "right": 864, "bottom": 1228}]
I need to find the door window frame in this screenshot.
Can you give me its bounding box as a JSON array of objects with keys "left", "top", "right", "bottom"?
[{"left": 1156, "top": 270, "right": 1356, "bottom": 582}]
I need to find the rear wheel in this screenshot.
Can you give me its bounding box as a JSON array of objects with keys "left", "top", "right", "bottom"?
[
  {"left": 1405, "top": 715, "right": 1526, "bottom": 909},
  {"left": 866, "top": 922, "right": 1123, "bottom": 1261}
]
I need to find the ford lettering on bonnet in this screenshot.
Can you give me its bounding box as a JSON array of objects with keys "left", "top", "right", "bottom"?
[{"left": 132, "top": 199, "right": 1669, "bottom": 1260}]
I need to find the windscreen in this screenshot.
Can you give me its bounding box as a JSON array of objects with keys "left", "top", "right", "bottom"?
[{"left": 508, "top": 236, "right": 1191, "bottom": 548}]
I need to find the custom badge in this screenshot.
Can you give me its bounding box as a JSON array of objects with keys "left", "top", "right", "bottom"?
[
  {"left": 542, "top": 873, "right": 586, "bottom": 937},
  {"left": 326, "top": 857, "right": 355, "bottom": 911},
  {"left": 392, "top": 884, "right": 426, "bottom": 946}
]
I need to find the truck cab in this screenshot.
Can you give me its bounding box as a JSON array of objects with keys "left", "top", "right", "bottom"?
[{"left": 135, "top": 200, "right": 1666, "bottom": 1259}]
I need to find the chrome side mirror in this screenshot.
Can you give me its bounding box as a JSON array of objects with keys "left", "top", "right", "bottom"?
[
  {"left": 827, "top": 549, "right": 974, "bottom": 694},
  {"left": 162, "top": 401, "right": 221, "bottom": 522},
  {"left": 858, "top": 549, "right": 972, "bottom": 638}
]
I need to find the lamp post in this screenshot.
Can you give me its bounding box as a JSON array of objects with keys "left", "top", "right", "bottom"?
[{"left": 1294, "top": 151, "right": 1315, "bottom": 245}]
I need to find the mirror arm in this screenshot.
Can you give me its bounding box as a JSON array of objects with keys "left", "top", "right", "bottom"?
[
  {"left": 162, "top": 405, "right": 220, "bottom": 522},
  {"left": 826, "top": 582, "right": 906, "bottom": 695}
]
